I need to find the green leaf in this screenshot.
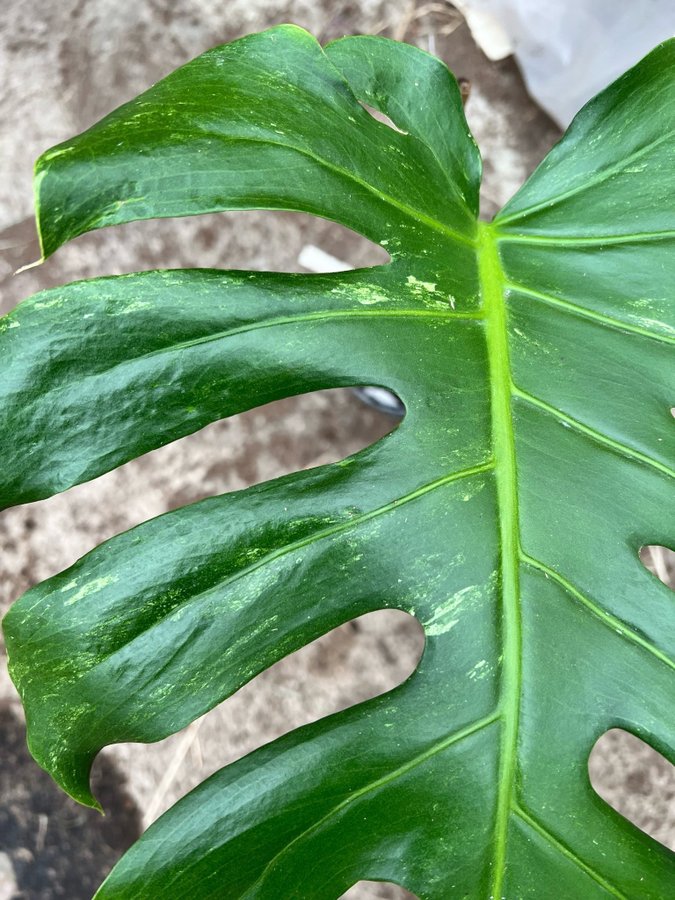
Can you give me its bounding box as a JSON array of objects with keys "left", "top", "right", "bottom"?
[{"left": 2, "top": 24, "right": 674, "bottom": 898}]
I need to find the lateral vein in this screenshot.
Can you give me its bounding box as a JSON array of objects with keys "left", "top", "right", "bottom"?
[
  {"left": 494, "top": 230, "right": 675, "bottom": 247},
  {"left": 513, "top": 804, "right": 628, "bottom": 899},
  {"left": 512, "top": 386, "right": 675, "bottom": 479},
  {"left": 505, "top": 279, "right": 675, "bottom": 347},
  {"left": 154, "top": 132, "right": 477, "bottom": 248},
  {"left": 241, "top": 710, "right": 501, "bottom": 897},
  {"left": 493, "top": 127, "right": 674, "bottom": 227},
  {"left": 521, "top": 553, "right": 675, "bottom": 672},
  {"left": 93, "top": 459, "right": 496, "bottom": 669}
]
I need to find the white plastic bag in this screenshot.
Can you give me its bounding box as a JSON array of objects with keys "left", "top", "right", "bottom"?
[{"left": 455, "top": 0, "right": 675, "bottom": 126}]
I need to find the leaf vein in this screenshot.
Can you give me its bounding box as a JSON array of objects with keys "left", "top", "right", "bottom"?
[
  {"left": 505, "top": 279, "right": 675, "bottom": 346},
  {"left": 520, "top": 553, "right": 675, "bottom": 672},
  {"left": 479, "top": 223, "right": 522, "bottom": 897},
  {"left": 512, "top": 803, "right": 628, "bottom": 899},
  {"left": 158, "top": 132, "right": 476, "bottom": 248},
  {"left": 494, "top": 128, "right": 675, "bottom": 227},
  {"left": 92, "top": 460, "right": 495, "bottom": 671},
  {"left": 57, "top": 306, "right": 481, "bottom": 383},
  {"left": 512, "top": 386, "right": 674, "bottom": 479},
  {"left": 495, "top": 230, "right": 675, "bottom": 247},
  {"left": 240, "top": 710, "right": 501, "bottom": 897}
]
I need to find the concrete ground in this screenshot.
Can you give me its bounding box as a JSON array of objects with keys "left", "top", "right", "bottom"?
[{"left": 0, "top": 2, "right": 673, "bottom": 897}]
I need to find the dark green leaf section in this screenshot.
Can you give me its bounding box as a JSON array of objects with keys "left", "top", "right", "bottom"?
[
  {"left": 3, "top": 299, "right": 493, "bottom": 804},
  {"left": 324, "top": 35, "right": 480, "bottom": 215},
  {"left": 92, "top": 702, "right": 503, "bottom": 898},
  {"left": 34, "top": 25, "right": 478, "bottom": 259},
  {"left": 0, "top": 266, "right": 481, "bottom": 508},
  {"left": 2, "top": 27, "right": 674, "bottom": 899},
  {"left": 495, "top": 40, "right": 675, "bottom": 240}
]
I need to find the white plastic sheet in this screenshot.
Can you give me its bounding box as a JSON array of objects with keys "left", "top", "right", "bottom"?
[{"left": 455, "top": 0, "right": 675, "bottom": 125}]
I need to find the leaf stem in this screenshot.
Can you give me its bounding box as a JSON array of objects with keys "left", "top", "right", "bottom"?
[{"left": 478, "top": 221, "right": 522, "bottom": 897}]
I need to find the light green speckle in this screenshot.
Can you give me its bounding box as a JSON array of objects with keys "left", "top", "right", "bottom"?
[
  {"left": 117, "top": 299, "right": 153, "bottom": 315},
  {"left": 423, "top": 584, "right": 482, "bottom": 636},
  {"left": 330, "top": 283, "right": 389, "bottom": 306},
  {"left": 60, "top": 579, "right": 79, "bottom": 593},
  {"left": 64, "top": 575, "right": 118, "bottom": 606},
  {"left": 33, "top": 296, "right": 65, "bottom": 310},
  {"left": 468, "top": 659, "right": 490, "bottom": 681},
  {"left": 405, "top": 275, "right": 457, "bottom": 310},
  {"left": 406, "top": 274, "right": 437, "bottom": 293}
]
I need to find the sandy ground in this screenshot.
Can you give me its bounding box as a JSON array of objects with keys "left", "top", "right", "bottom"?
[{"left": 0, "top": 2, "right": 673, "bottom": 897}]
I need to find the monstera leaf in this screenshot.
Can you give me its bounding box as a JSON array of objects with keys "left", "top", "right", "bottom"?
[{"left": 2, "top": 25, "right": 674, "bottom": 898}]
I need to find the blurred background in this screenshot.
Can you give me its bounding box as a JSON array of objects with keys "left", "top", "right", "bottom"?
[{"left": 0, "top": 1, "right": 673, "bottom": 897}]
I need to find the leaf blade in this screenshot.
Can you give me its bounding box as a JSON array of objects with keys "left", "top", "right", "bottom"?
[
  {"left": 35, "top": 25, "right": 477, "bottom": 258},
  {"left": 3, "top": 30, "right": 674, "bottom": 899}
]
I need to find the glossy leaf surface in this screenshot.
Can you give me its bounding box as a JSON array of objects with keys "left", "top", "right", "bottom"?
[{"left": 2, "top": 26, "right": 674, "bottom": 899}]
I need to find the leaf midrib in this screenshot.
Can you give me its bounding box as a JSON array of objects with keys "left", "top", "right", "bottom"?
[
  {"left": 478, "top": 222, "right": 523, "bottom": 896},
  {"left": 477, "top": 222, "right": 674, "bottom": 896}
]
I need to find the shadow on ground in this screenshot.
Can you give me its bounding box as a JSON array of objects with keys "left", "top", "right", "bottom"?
[{"left": 0, "top": 705, "right": 141, "bottom": 899}]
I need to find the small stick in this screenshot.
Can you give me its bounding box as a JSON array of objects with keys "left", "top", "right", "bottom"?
[
  {"left": 458, "top": 77, "right": 471, "bottom": 107},
  {"left": 143, "top": 718, "right": 204, "bottom": 828}
]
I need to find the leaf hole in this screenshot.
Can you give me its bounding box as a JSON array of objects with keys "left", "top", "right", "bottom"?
[
  {"left": 589, "top": 729, "right": 675, "bottom": 851},
  {"left": 9, "top": 211, "right": 389, "bottom": 297},
  {"left": 341, "top": 881, "right": 419, "bottom": 899},
  {"left": 638, "top": 545, "right": 675, "bottom": 590},
  {"left": 359, "top": 103, "right": 408, "bottom": 135},
  {"left": 108, "top": 608, "right": 424, "bottom": 828}
]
